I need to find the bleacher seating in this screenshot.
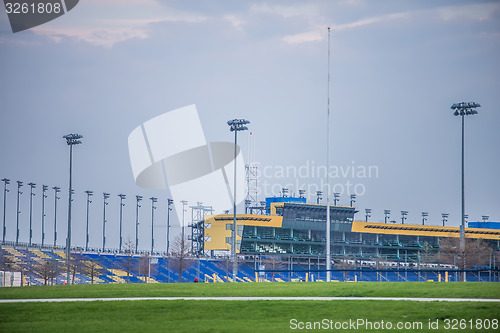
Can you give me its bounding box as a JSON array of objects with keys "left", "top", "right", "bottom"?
[{"left": 0, "top": 245, "right": 497, "bottom": 285}]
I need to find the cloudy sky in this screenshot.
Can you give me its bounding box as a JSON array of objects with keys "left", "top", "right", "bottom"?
[{"left": 1, "top": 0, "right": 499, "bottom": 252}]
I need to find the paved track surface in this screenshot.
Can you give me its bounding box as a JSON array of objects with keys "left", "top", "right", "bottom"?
[{"left": 1, "top": 297, "right": 499, "bottom": 303}]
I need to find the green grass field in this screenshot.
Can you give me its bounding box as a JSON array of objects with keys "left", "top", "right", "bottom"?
[{"left": 1, "top": 282, "right": 499, "bottom": 332}]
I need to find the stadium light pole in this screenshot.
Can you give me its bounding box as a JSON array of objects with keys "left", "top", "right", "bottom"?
[
  {"left": 365, "top": 209, "right": 371, "bottom": 222},
  {"left": 52, "top": 186, "right": 60, "bottom": 246},
  {"left": 16, "top": 181, "right": 23, "bottom": 246},
  {"left": 421, "top": 212, "right": 428, "bottom": 226},
  {"left": 316, "top": 191, "right": 322, "bottom": 204},
  {"left": 167, "top": 198, "right": 173, "bottom": 255},
  {"left": 102, "top": 193, "right": 110, "bottom": 251},
  {"left": 27, "top": 182, "right": 36, "bottom": 246},
  {"left": 451, "top": 102, "right": 480, "bottom": 272},
  {"left": 333, "top": 192, "right": 340, "bottom": 206},
  {"left": 325, "top": 26, "right": 333, "bottom": 282},
  {"left": 227, "top": 118, "right": 250, "bottom": 282},
  {"left": 401, "top": 211, "right": 408, "bottom": 224},
  {"left": 281, "top": 188, "right": 288, "bottom": 202},
  {"left": 1, "top": 178, "right": 10, "bottom": 243},
  {"left": 298, "top": 189, "right": 305, "bottom": 203},
  {"left": 482, "top": 215, "right": 489, "bottom": 228},
  {"left": 150, "top": 197, "right": 157, "bottom": 254},
  {"left": 181, "top": 200, "right": 188, "bottom": 238},
  {"left": 85, "top": 190, "right": 93, "bottom": 251},
  {"left": 118, "top": 194, "right": 126, "bottom": 252},
  {"left": 441, "top": 213, "right": 449, "bottom": 227},
  {"left": 350, "top": 194, "right": 356, "bottom": 207},
  {"left": 384, "top": 210, "right": 390, "bottom": 224},
  {"left": 135, "top": 195, "right": 142, "bottom": 253},
  {"left": 41, "top": 185, "right": 48, "bottom": 246},
  {"left": 63, "top": 133, "right": 83, "bottom": 283}
]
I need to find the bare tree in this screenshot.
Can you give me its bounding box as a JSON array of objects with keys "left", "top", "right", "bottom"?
[
  {"left": 0, "top": 248, "right": 13, "bottom": 287},
  {"left": 137, "top": 254, "right": 157, "bottom": 283},
  {"left": 437, "top": 238, "right": 493, "bottom": 270},
  {"left": 35, "top": 259, "right": 59, "bottom": 285},
  {"left": 122, "top": 239, "right": 137, "bottom": 283},
  {"left": 81, "top": 258, "right": 106, "bottom": 284},
  {"left": 170, "top": 235, "right": 193, "bottom": 283}
]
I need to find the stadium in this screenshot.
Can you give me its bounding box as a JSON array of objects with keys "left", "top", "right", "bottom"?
[{"left": 1, "top": 192, "right": 499, "bottom": 287}]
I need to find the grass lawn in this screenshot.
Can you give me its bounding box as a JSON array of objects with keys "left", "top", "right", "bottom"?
[
  {"left": 1, "top": 281, "right": 499, "bottom": 299},
  {"left": 0, "top": 300, "right": 498, "bottom": 333},
  {"left": 1, "top": 283, "right": 499, "bottom": 332}
]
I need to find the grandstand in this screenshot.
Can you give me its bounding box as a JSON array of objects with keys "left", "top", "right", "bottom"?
[
  {"left": 0, "top": 244, "right": 498, "bottom": 286},
  {"left": 1, "top": 196, "right": 499, "bottom": 286}
]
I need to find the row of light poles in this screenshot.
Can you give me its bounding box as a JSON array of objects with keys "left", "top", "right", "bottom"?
[{"left": 1, "top": 178, "right": 181, "bottom": 254}]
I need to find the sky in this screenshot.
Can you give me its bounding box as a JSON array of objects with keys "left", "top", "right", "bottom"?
[{"left": 0, "top": 0, "right": 499, "bottom": 253}]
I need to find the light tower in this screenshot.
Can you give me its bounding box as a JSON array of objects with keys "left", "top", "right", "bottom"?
[
  {"left": 365, "top": 209, "right": 371, "bottom": 222},
  {"left": 118, "top": 194, "right": 126, "bottom": 252},
  {"left": 2, "top": 178, "right": 10, "bottom": 243},
  {"left": 41, "top": 185, "right": 48, "bottom": 246},
  {"left": 451, "top": 101, "right": 480, "bottom": 274},
  {"left": 102, "top": 193, "right": 110, "bottom": 251},
  {"left": 85, "top": 190, "right": 93, "bottom": 251},
  {"left": 441, "top": 213, "right": 449, "bottom": 227},
  {"left": 227, "top": 118, "right": 250, "bottom": 282},
  {"left": 63, "top": 133, "right": 83, "bottom": 283},
  {"left": 167, "top": 198, "right": 173, "bottom": 255},
  {"left": 298, "top": 189, "right": 306, "bottom": 203},
  {"left": 401, "top": 211, "right": 408, "bottom": 224},
  {"left": 316, "top": 191, "right": 322, "bottom": 204},
  {"left": 27, "top": 182, "right": 36, "bottom": 246},
  {"left": 135, "top": 195, "right": 142, "bottom": 253},
  {"left": 384, "top": 210, "right": 391, "bottom": 224},
  {"left": 281, "top": 188, "right": 288, "bottom": 202},
  {"left": 350, "top": 194, "right": 356, "bottom": 207},
  {"left": 52, "top": 186, "right": 60, "bottom": 246},
  {"left": 421, "top": 212, "right": 428, "bottom": 226},
  {"left": 482, "top": 215, "right": 489, "bottom": 228},
  {"left": 181, "top": 200, "right": 188, "bottom": 238},
  {"left": 15, "top": 181, "right": 23, "bottom": 245},
  {"left": 150, "top": 197, "right": 157, "bottom": 254},
  {"left": 333, "top": 193, "right": 340, "bottom": 206}
]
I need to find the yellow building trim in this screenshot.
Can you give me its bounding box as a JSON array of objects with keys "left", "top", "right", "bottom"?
[
  {"left": 204, "top": 214, "right": 283, "bottom": 252},
  {"left": 351, "top": 221, "right": 500, "bottom": 240}
]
